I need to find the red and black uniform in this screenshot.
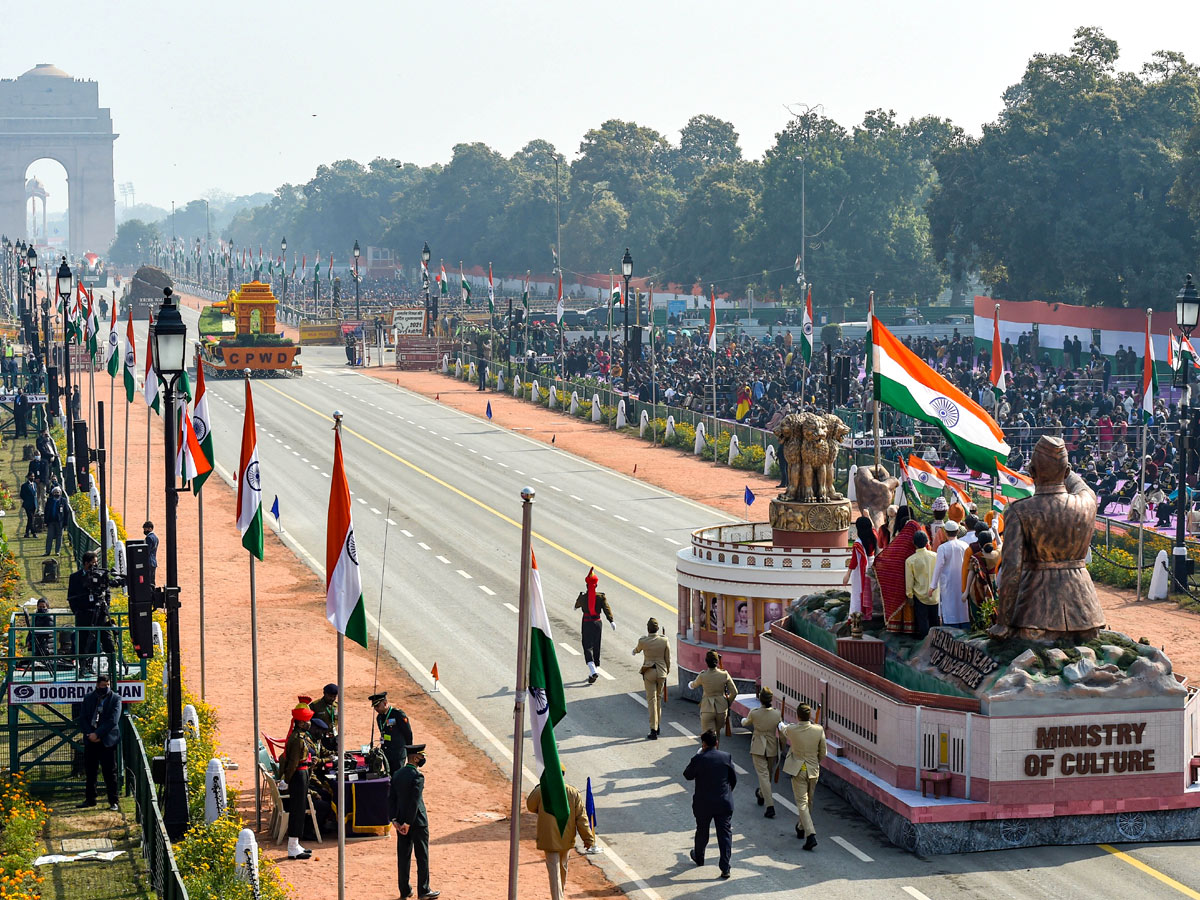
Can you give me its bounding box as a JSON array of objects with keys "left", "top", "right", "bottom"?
[
  {"left": 573, "top": 568, "right": 613, "bottom": 679},
  {"left": 281, "top": 709, "right": 316, "bottom": 840}
]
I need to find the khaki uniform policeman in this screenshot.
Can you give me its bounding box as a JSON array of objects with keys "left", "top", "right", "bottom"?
[
  {"left": 781, "top": 703, "right": 827, "bottom": 850},
  {"left": 688, "top": 650, "right": 736, "bottom": 741},
  {"left": 631, "top": 618, "right": 671, "bottom": 739},
  {"left": 370, "top": 691, "right": 413, "bottom": 774},
  {"left": 744, "top": 687, "right": 782, "bottom": 818}
]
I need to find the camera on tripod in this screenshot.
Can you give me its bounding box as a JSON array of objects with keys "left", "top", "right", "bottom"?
[{"left": 85, "top": 566, "right": 125, "bottom": 595}]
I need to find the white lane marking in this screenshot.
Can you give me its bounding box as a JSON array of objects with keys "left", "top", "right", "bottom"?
[
  {"left": 771, "top": 792, "right": 798, "bottom": 814},
  {"left": 669, "top": 722, "right": 696, "bottom": 740},
  {"left": 266, "top": 432, "right": 274, "bottom": 437},
  {"left": 371, "top": 508, "right": 381, "bottom": 515},
  {"left": 596, "top": 667, "right": 615, "bottom": 681},
  {"left": 591, "top": 504, "right": 605, "bottom": 511},
  {"left": 301, "top": 457, "right": 309, "bottom": 463},
  {"left": 515, "top": 469, "right": 525, "bottom": 475},
  {"left": 456, "top": 569, "right": 472, "bottom": 579},
  {"left": 665, "top": 538, "right": 682, "bottom": 546},
  {"left": 499, "top": 463, "right": 509, "bottom": 468},
  {"left": 902, "top": 889, "right": 933, "bottom": 900},
  {"left": 570, "top": 495, "right": 584, "bottom": 502},
  {"left": 559, "top": 643, "right": 581, "bottom": 656},
  {"left": 387, "top": 519, "right": 399, "bottom": 526},
  {"left": 831, "top": 836, "right": 873, "bottom": 862},
  {"left": 639, "top": 525, "right": 654, "bottom": 533},
  {"left": 442, "top": 435, "right": 451, "bottom": 441},
  {"left": 468, "top": 448, "right": 478, "bottom": 454},
  {"left": 418, "top": 425, "right": 426, "bottom": 430},
  {"left": 291, "top": 451, "right": 300, "bottom": 457},
  {"left": 483, "top": 455, "right": 493, "bottom": 461},
  {"left": 321, "top": 472, "right": 331, "bottom": 478},
  {"left": 283, "top": 443, "right": 291, "bottom": 449},
  {"left": 417, "top": 542, "right": 430, "bottom": 550},
  {"left": 400, "top": 529, "right": 413, "bottom": 537},
  {"left": 627, "top": 691, "right": 647, "bottom": 708},
  {"left": 479, "top": 586, "right": 496, "bottom": 596},
  {"left": 503, "top": 602, "right": 519, "bottom": 614},
  {"left": 613, "top": 514, "right": 628, "bottom": 522},
  {"left": 550, "top": 485, "right": 561, "bottom": 492},
  {"left": 356, "top": 497, "right": 367, "bottom": 505},
  {"left": 429, "top": 430, "right": 438, "bottom": 435},
  {"left": 310, "top": 464, "right": 319, "bottom": 470},
  {"left": 436, "top": 555, "right": 451, "bottom": 564},
  {"left": 532, "top": 477, "right": 544, "bottom": 483},
  {"left": 454, "top": 442, "right": 462, "bottom": 447},
  {"left": 274, "top": 438, "right": 282, "bottom": 443}
]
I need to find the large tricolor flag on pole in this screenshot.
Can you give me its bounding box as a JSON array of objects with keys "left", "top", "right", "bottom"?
[
  {"left": 460, "top": 262, "right": 471, "bottom": 305},
  {"left": 707, "top": 286, "right": 717, "bottom": 353},
  {"left": 191, "top": 361, "right": 214, "bottom": 494},
  {"left": 487, "top": 262, "right": 495, "bottom": 313},
  {"left": 555, "top": 274, "right": 564, "bottom": 325},
  {"left": 104, "top": 295, "right": 120, "bottom": 377},
  {"left": 326, "top": 428, "right": 368, "bottom": 648},
  {"left": 873, "top": 318, "right": 1009, "bottom": 475},
  {"left": 175, "top": 397, "right": 212, "bottom": 483},
  {"left": 864, "top": 290, "right": 875, "bottom": 379},
  {"left": 990, "top": 304, "right": 1007, "bottom": 399},
  {"left": 143, "top": 312, "right": 160, "bottom": 414},
  {"left": 1142, "top": 312, "right": 1158, "bottom": 424},
  {"left": 996, "top": 460, "right": 1034, "bottom": 501},
  {"left": 905, "top": 454, "right": 947, "bottom": 501},
  {"left": 800, "top": 286, "right": 813, "bottom": 364},
  {"left": 522, "top": 272, "right": 530, "bottom": 310},
  {"left": 439, "top": 261, "right": 448, "bottom": 296},
  {"left": 237, "top": 378, "right": 265, "bottom": 561},
  {"left": 527, "top": 550, "right": 569, "bottom": 834},
  {"left": 122, "top": 309, "right": 137, "bottom": 402}
]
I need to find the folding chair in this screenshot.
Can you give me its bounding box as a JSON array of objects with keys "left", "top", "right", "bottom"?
[
  {"left": 267, "top": 768, "right": 323, "bottom": 846},
  {"left": 261, "top": 733, "right": 286, "bottom": 763}
]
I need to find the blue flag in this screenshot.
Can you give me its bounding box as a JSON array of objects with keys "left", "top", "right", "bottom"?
[
  {"left": 486, "top": 401, "right": 493, "bottom": 420},
  {"left": 271, "top": 494, "right": 280, "bottom": 522},
  {"left": 744, "top": 486, "right": 756, "bottom": 506},
  {"left": 585, "top": 777, "right": 596, "bottom": 831}
]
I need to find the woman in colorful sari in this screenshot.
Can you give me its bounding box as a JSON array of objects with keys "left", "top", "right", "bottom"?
[
  {"left": 843, "top": 516, "right": 878, "bottom": 620},
  {"left": 872, "top": 506, "right": 926, "bottom": 634}
]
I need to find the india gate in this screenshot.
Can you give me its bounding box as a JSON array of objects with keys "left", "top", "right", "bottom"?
[{"left": 0, "top": 64, "right": 116, "bottom": 255}]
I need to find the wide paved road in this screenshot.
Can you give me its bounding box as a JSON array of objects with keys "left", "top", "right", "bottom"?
[{"left": 161, "top": 307, "right": 1200, "bottom": 899}]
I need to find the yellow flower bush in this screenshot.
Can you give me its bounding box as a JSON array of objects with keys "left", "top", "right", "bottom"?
[{"left": 0, "top": 772, "right": 49, "bottom": 900}]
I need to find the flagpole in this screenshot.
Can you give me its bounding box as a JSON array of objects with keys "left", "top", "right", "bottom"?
[
  {"left": 337, "top": 631, "right": 346, "bottom": 900},
  {"left": 145, "top": 395, "right": 151, "bottom": 522},
  {"left": 710, "top": 284, "right": 717, "bottom": 463},
  {"left": 869, "top": 291, "right": 881, "bottom": 472},
  {"left": 1138, "top": 307, "right": 1152, "bottom": 602},
  {"left": 123, "top": 382, "right": 130, "bottom": 519},
  {"left": 508, "top": 487, "right": 535, "bottom": 900},
  {"left": 250, "top": 551, "right": 261, "bottom": 831},
  {"left": 371, "top": 499, "right": 393, "bottom": 748}
]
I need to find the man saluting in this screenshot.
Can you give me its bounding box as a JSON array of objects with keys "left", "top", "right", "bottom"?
[{"left": 574, "top": 567, "right": 614, "bottom": 684}]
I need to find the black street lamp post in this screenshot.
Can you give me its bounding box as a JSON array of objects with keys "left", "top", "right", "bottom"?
[
  {"left": 421, "top": 242, "right": 432, "bottom": 336},
  {"left": 151, "top": 288, "right": 190, "bottom": 841},
  {"left": 1175, "top": 274, "right": 1199, "bottom": 592},
  {"left": 56, "top": 258, "right": 73, "bottom": 458},
  {"left": 353, "top": 240, "right": 361, "bottom": 322},
  {"left": 621, "top": 248, "right": 633, "bottom": 383}
]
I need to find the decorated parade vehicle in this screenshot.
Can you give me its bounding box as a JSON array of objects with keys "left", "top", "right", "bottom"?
[{"left": 197, "top": 281, "right": 302, "bottom": 378}]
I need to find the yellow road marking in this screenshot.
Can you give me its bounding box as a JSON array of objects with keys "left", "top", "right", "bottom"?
[
  {"left": 257, "top": 380, "right": 677, "bottom": 614},
  {"left": 1098, "top": 844, "right": 1200, "bottom": 899}
]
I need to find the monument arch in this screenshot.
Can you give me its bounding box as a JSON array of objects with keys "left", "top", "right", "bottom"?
[{"left": 0, "top": 64, "right": 116, "bottom": 255}]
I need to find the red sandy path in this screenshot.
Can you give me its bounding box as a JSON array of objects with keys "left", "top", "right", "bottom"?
[
  {"left": 80, "top": 359, "right": 622, "bottom": 900},
  {"left": 364, "top": 366, "right": 1200, "bottom": 682}
]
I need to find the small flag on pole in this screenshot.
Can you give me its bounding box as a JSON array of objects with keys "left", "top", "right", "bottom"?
[
  {"left": 744, "top": 486, "right": 756, "bottom": 506},
  {"left": 431, "top": 662, "right": 440, "bottom": 691},
  {"left": 486, "top": 401, "right": 493, "bottom": 419},
  {"left": 271, "top": 495, "right": 280, "bottom": 524},
  {"left": 585, "top": 777, "right": 597, "bottom": 831}
]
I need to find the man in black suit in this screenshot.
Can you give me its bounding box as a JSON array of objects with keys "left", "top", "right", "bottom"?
[
  {"left": 68, "top": 551, "right": 113, "bottom": 676},
  {"left": 683, "top": 729, "right": 736, "bottom": 879},
  {"left": 77, "top": 673, "right": 121, "bottom": 810},
  {"left": 388, "top": 743, "right": 439, "bottom": 900}
]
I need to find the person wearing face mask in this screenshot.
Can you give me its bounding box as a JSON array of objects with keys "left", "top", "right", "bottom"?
[
  {"left": 77, "top": 673, "right": 121, "bottom": 810},
  {"left": 388, "top": 743, "right": 439, "bottom": 900}
]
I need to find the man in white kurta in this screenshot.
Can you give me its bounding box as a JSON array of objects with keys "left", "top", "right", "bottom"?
[{"left": 931, "top": 521, "right": 969, "bottom": 627}]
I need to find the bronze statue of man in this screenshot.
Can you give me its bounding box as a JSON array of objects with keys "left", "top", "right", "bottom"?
[{"left": 989, "top": 436, "right": 1105, "bottom": 642}]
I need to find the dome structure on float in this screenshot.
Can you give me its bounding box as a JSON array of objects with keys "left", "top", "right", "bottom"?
[{"left": 19, "top": 64, "right": 71, "bottom": 79}]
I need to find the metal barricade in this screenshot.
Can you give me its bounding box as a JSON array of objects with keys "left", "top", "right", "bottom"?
[{"left": 122, "top": 717, "right": 190, "bottom": 900}]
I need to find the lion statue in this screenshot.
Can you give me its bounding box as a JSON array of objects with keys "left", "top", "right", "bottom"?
[
  {"left": 822, "top": 414, "right": 850, "bottom": 500},
  {"left": 775, "top": 411, "right": 833, "bottom": 501}
]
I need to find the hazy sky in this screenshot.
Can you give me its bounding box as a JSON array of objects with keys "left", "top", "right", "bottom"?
[{"left": 5, "top": 0, "right": 1196, "bottom": 218}]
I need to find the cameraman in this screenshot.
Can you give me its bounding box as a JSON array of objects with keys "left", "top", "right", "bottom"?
[{"left": 68, "top": 551, "right": 114, "bottom": 677}]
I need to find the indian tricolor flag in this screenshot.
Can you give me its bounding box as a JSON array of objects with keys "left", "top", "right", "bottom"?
[
  {"left": 555, "top": 273, "right": 564, "bottom": 325},
  {"left": 104, "top": 294, "right": 120, "bottom": 377},
  {"left": 800, "top": 286, "right": 813, "bottom": 365},
  {"left": 122, "top": 309, "right": 137, "bottom": 402},
  {"left": 325, "top": 428, "right": 368, "bottom": 649},
  {"left": 873, "top": 318, "right": 1009, "bottom": 475},
  {"left": 708, "top": 285, "right": 717, "bottom": 353},
  {"left": 237, "top": 377, "right": 264, "bottom": 561},
  {"left": 906, "top": 454, "right": 947, "bottom": 501},
  {"left": 191, "top": 361, "right": 214, "bottom": 494},
  {"left": 143, "top": 312, "right": 160, "bottom": 414},
  {"left": 864, "top": 290, "right": 875, "bottom": 378},
  {"left": 1142, "top": 313, "right": 1157, "bottom": 424},
  {"left": 175, "top": 396, "right": 212, "bottom": 483},
  {"left": 439, "top": 261, "right": 449, "bottom": 296},
  {"left": 487, "top": 262, "right": 495, "bottom": 313},
  {"left": 527, "top": 550, "right": 569, "bottom": 834},
  {"left": 996, "top": 460, "right": 1034, "bottom": 501},
  {"left": 944, "top": 474, "right": 973, "bottom": 509},
  {"left": 990, "top": 304, "right": 1006, "bottom": 399},
  {"left": 460, "top": 263, "right": 471, "bottom": 304}
]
